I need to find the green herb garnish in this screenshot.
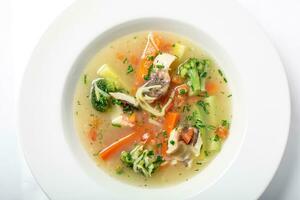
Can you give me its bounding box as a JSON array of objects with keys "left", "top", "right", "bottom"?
[
  {"left": 197, "top": 100, "right": 210, "bottom": 114},
  {"left": 213, "top": 135, "right": 220, "bottom": 142},
  {"left": 156, "top": 64, "right": 164, "bottom": 69},
  {"left": 147, "top": 55, "right": 154, "bottom": 61},
  {"left": 179, "top": 89, "right": 187, "bottom": 95},
  {"left": 123, "top": 57, "right": 128, "bottom": 64},
  {"left": 127, "top": 65, "right": 134, "bottom": 74},
  {"left": 83, "top": 74, "right": 87, "bottom": 84},
  {"left": 204, "top": 150, "right": 209, "bottom": 157},
  {"left": 221, "top": 120, "right": 230, "bottom": 129},
  {"left": 144, "top": 64, "right": 154, "bottom": 80},
  {"left": 112, "top": 123, "right": 121, "bottom": 128}
]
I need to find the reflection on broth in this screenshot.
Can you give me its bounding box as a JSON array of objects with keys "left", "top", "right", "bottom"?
[{"left": 73, "top": 31, "right": 231, "bottom": 187}]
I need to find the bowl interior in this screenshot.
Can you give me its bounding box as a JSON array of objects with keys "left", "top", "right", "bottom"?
[{"left": 61, "top": 18, "right": 247, "bottom": 198}]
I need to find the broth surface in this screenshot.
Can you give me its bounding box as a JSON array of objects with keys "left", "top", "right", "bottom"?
[{"left": 73, "top": 31, "right": 231, "bottom": 187}]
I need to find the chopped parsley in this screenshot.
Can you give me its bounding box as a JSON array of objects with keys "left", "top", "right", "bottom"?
[
  {"left": 83, "top": 74, "right": 87, "bottom": 84},
  {"left": 77, "top": 100, "right": 81, "bottom": 105},
  {"left": 162, "top": 130, "right": 168, "bottom": 138},
  {"left": 197, "top": 100, "right": 210, "bottom": 114},
  {"left": 148, "top": 150, "right": 154, "bottom": 156},
  {"left": 112, "top": 123, "right": 121, "bottom": 128},
  {"left": 218, "top": 69, "right": 223, "bottom": 76},
  {"left": 221, "top": 120, "right": 230, "bottom": 129},
  {"left": 144, "top": 64, "right": 154, "bottom": 80},
  {"left": 182, "top": 104, "right": 191, "bottom": 112},
  {"left": 213, "top": 135, "right": 220, "bottom": 142},
  {"left": 127, "top": 65, "right": 134, "bottom": 74},
  {"left": 170, "top": 140, "right": 175, "bottom": 145},
  {"left": 227, "top": 94, "right": 232, "bottom": 98},
  {"left": 147, "top": 55, "right": 154, "bottom": 61},
  {"left": 123, "top": 57, "right": 128, "bottom": 64},
  {"left": 200, "top": 71, "right": 207, "bottom": 78},
  {"left": 172, "top": 43, "right": 176, "bottom": 47},
  {"left": 204, "top": 150, "right": 209, "bottom": 157},
  {"left": 112, "top": 98, "right": 122, "bottom": 106},
  {"left": 156, "top": 64, "right": 164, "bottom": 69},
  {"left": 179, "top": 89, "right": 187, "bottom": 95},
  {"left": 217, "top": 69, "right": 228, "bottom": 83}
]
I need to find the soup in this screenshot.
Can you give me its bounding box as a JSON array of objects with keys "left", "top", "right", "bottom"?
[{"left": 73, "top": 31, "right": 231, "bottom": 187}]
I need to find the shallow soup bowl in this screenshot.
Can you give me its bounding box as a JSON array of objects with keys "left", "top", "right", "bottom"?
[
  {"left": 19, "top": 0, "right": 290, "bottom": 199},
  {"left": 62, "top": 18, "right": 247, "bottom": 198}
]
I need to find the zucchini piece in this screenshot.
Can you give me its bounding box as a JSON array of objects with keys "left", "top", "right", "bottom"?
[
  {"left": 97, "top": 64, "right": 130, "bottom": 91},
  {"left": 204, "top": 96, "right": 217, "bottom": 125},
  {"left": 207, "top": 135, "right": 221, "bottom": 152},
  {"left": 199, "top": 127, "right": 208, "bottom": 160},
  {"left": 170, "top": 43, "right": 186, "bottom": 59}
]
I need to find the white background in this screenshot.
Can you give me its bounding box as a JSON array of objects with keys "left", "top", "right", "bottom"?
[{"left": 0, "top": 0, "right": 299, "bottom": 199}]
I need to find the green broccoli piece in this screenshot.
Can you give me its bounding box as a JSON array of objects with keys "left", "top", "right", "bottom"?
[
  {"left": 178, "top": 58, "right": 209, "bottom": 95},
  {"left": 90, "top": 78, "right": 117, "bottom": 112}
]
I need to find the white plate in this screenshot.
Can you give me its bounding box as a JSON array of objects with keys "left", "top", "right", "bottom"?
[{"left": 18, "top": 0, "right": 290, "bottom": 199}]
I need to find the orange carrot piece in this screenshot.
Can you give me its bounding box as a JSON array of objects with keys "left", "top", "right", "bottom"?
[
  {"left": 215, "top": 127, "right": 228, "bottom": 139},
  {"left": 129, "top": 54, "right": 139, "bottom": 67},
  {"left": 181, "top": 128, "right": 194, "bottom": 144},
  {"left": 205, "top": 81, "right": 218, "bottom": 95},
  {"left": 128, "top": 113, "right": 136, "bottom": 123},
  {"left": 99, "top": 132, "right": 138, "bottom": 160},
  {"left": 88, "top": 128, "right": 97, "bottom": 142},
  {"left": 172, "top": 75, "right": 184, "bottom": 85},
  {"left": 116, "top": 52, "right": 125, "bottom": 61},
  {"left": 161, "top": 112, "right": 180, "bottom": 157},
  {"left": 164, "top": 112, "right": 180, "bottom": 134}
]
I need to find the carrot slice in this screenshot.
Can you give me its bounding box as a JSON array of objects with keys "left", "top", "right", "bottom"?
[
  {"left": 129, "top": 54, "right": 139, "bottom": 67},
  {"left": 128, "top": 113, "right": 136, "bottom": 123},
  {"left": 215, "top": 127, "right": 228, "bottom": 139},
  {"left": 172, "top": 75, "right": 184, "bottom": 85},
  {"left": 161, "top": 112, "right": 180, "bottom": 157},
  {"left": 99, "top": 132, "right": 138, "bottom": 160},
  {"left": 205, "top": 81, "right": 218, "bottom": 95},
  {"left": 164, "top": 112, "right": 180, "bottom": 134},
  {"left": 181, "top": 128, "right": 194, "bottom": 144},
  {"left": 116, "top": 52, "right": 125, "bottom": 61}
]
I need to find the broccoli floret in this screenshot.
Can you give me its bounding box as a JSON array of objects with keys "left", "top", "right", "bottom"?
[
  {"left": 90, "top": 78, "right": 117, "bottom": 112},
  {"left": 178, "top": 58, "right": 209, "bottom": 95}
]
